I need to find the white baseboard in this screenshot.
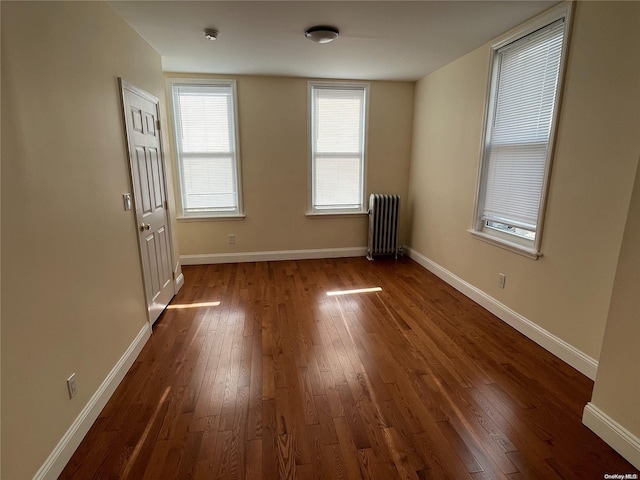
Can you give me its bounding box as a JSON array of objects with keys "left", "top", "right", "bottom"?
[
  {"left": 405, "top": 247, "right": 598, "bottom": 380},
  {"left": 173, "top": 260, "right": 184, "bottom": 294},
  {"left": 583, "top": 403, "right": 640, "bottom": 470},
  {"left": 181, "top": 247, "right": 368, "bottom": 265},
  {"left": 174, "top": 272, "right": 185, "bottom": 293},
  {"left": 33, "top": 323, "right": 152, "bottom": 480}
]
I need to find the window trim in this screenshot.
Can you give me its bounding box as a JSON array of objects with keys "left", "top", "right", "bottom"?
[
  {"left": 307, "top": 80, "right": 370, "bottom": 215},
  {"left": 166, "top": 77, "right": 244, "bottom": 220},
  {"left": 470, "top": 2, "right": 573, "bottom": 259}
]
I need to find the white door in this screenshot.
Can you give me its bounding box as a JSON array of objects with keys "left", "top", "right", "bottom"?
[{"left": 120, "top": 79, "right": 174, "bottom": 325}]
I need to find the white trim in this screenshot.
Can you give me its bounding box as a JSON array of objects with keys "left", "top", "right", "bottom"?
[
  {"left": 177, "top": 214, "right": 245, "bottom": 222},
  {"left": 469, "top": 229, "right": 541, "bottom": 260},
  {"left": 306, "top": 212, "right": 368, "bottom": 218},
  {"left": 583, "top": 403, "right": 640, "bottom": 470},
  {"left": 119, "top": 78, "right": 177, "bottom": 327},
  {"left": 174, "top": 272, "right": 185, "bottom": 292},
  {"left": 492, "top": 2, "right": 573, "bottom": 51},
  {"left": 181, "top": 247, "right": 368, "bottom": 265},
  {"left": 470, "top": 2, "right": 574, "bottom": 256},
  {"left": 173, "top": 261, "right": 184, "bottom": 294},
  {"left": 33, "top": 323, "right": 151, "bottom": 480},
  {"left": 165, "top": 77, "right": 244, "bottom": 217},
  {"left": 308, "top": 81, "right": 370, "bottom": 214},
  {"left": 405, "top": 247, "right": 598, "bottom": 380}
]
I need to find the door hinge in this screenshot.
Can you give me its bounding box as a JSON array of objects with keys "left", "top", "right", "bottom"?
[
  {"left": 156, "top": 119, "right": 161, "bottom": 130},
  {"left": 164, "top": 200, "right": 169, "bottom": 209}
]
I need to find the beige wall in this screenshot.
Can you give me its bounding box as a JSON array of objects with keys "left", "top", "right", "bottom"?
[
  {"left": 165, "top": 74, "right": 414, "bottom": 256},
  {"left": 407, "top": 1, "right": 640, "bottom": 362},
  {"left": 2, "top": 0, "right": 636, "bottom": 477},
  {"left": 1, "top": 2, "right": 178, "bottom": 478},
  {"left": 589, "top": 155, "right": 640, "bottom": 461}
]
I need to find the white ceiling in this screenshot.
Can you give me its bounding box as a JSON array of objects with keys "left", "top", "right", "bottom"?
[{"left": 108, "top": 1, "right": 558, "bottom": 82}]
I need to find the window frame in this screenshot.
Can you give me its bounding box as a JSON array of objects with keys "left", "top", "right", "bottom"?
[
  {"left": 470, "top": 3, "right": 573, "bottom": 259},
  {"left": 166, "top": 78, "right": 244, "bottom": 220},
  {"left": 307, "top": 81, "right": 370, "bottom": 216}
]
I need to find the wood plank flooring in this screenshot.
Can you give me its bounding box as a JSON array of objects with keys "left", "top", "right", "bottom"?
[{"left": 60, "top": 257, "right": 639, "bottom": 479}]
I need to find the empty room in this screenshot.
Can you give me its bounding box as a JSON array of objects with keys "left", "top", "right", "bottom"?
[{"left": 2, "top": 1, "right": 639, "bottom": 479}]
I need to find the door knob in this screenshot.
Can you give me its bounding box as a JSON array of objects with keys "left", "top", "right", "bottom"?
[{"left": 140, "top": 223, "right": 151, "bottom": 231}]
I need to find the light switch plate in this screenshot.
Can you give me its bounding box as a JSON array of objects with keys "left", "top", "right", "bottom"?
[
  {"left": 123, "top": 193, "right": 132, "bottom": 211},
  {"left": 67, "top": 373, "right": 78, "bottom": 399}
]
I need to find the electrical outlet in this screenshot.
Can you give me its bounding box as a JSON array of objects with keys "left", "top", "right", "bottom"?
[
  {"left": 498, "top": 273, "right": 506, "bottom": 289},
  {"left": 228, "top": 234, "right": 235, "bottom": 245},
  {"left": 67, "top": 373, "right": 78, "bottom": 399}
]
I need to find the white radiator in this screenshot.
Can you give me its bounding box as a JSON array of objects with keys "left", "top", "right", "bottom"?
[{"left": 367, "top": 194, "right": 400, "bottom": 260}]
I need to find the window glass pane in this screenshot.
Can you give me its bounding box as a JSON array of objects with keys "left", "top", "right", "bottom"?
[
  {"left": 486, "top": 221, "right": 535, "bottom": 240},
  {"left": 171, "top": 82, "right": 240, "bottom": 215},
  {"left": 484, "top": 143, "right": 547, "bottom": 226},
  {"left": 311, "top": 85, "right": 367, "bottom": 212},
  {"left": 315, "top": 90, "right": 363, "bottom": 154},
  {"left": 178, "top": 94, "right": 231, "bottom": 153},
  {"left": 181, "top": 156, "right": 237, "bottom": 211},
  {"left": 314, "top": 156, "right": 362, "bottom": 209},
  {"left": 481, "top": 20, "right": 565, "bottom": 237}
]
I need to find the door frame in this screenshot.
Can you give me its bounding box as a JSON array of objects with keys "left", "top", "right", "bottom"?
[{"left": 118, "top": 77, "right": 177, "bottom": 326}]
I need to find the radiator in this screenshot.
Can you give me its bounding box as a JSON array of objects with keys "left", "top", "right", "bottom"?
[{"left": 367, "top": 194, "right": 400, "bottom": 260}]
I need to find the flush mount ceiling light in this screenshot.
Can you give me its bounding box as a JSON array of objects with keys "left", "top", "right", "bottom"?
[
  {"left": 204, "top": 28, "right": 219, "bottom": 41},
  {"left": 304, "top": 26, "right": 339, "bottom": 44}
]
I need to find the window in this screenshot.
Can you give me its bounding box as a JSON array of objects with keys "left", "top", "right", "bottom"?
[
  {"left": 169, "top": 79, "right": 242, "bottom": 218},
  {"left": 471, "top": 4, "right": 572, "bottom": 259},
  {"left": 309, "top": 82, "right": 368, "bottom": 214}
]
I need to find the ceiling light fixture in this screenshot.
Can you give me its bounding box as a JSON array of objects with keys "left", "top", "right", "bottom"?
[
  {"left": 204, "top": 28, "right": 219, "bottom": 41},
  {"left": 304, "top": 26, "right": 339, "bottom": 44}
]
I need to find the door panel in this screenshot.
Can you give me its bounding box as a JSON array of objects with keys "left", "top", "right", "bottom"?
[
  {"left": 121, "top": 79, "right": 174, "bottom": 325},
  {"left": 131, "top": 108, "right": 143, "bottom": 132},
  {"left": 145, "top": 233, "right": 160, "bottom": 295},
  {"left": 156, "top": 226, "right": 172, "bottom": 288},
  {"left": 134, "top": 147, "right": 152, "bottom": 215},
  {"left": 149, "top": 149, "right": 164, "bottom": 209}
]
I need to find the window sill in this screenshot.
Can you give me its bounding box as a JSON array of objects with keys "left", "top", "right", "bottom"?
[
  {"left": 306, "top": 211, "right": 368, "bottom": 218},
  {"left": 468, "top": 229, "right": 541, "bottom": 260},
  {"left": 177, "top": 214, "right": 245, "bottom": 222}
]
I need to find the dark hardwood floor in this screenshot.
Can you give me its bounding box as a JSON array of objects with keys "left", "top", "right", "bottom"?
[{"left": 60, "top": 257, "right": 638, "bottom": 479}]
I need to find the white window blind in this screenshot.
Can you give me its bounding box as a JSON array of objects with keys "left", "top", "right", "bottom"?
[
  {"left": 171, "top": 82, "right": 240, "bottom": 215},
  {"left": 482, "top": 19, "right": 565, "bottom": 235},
  {"left": 311, "top": 84, "right": 367, "bottom": 212}
]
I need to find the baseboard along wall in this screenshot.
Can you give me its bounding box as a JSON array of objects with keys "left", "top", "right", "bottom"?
[
  {"left": 39, "top": 245, "right": 623, "bottom": 479},
  {"left": 404, "top": 247, "right": 640, "bottom": 469},
  {"left": 180, "top": 246, "right": 368, "bottom": 265},
  {"left": 174, "top": 272, "right": 185, "bottom": 293},
  {"left": 181, "top": 244, "right": 599, "bottom": 380},
  {"left": 404, "top": 247, "right": 599, "bottom": 380},
  {"left": 33, "top": 323, "right": 152, "bottom": 480},
  {"left": 583, "top": 403, "right": 640, "bottom": 470}
]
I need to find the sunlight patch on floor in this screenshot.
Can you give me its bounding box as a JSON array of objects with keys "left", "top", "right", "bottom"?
[
  {"left": 167, "top": 301, "right": 221, "bottom": 309},
  {"left": 326, "top": 287, "right": 382, "bottom": 297}
]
